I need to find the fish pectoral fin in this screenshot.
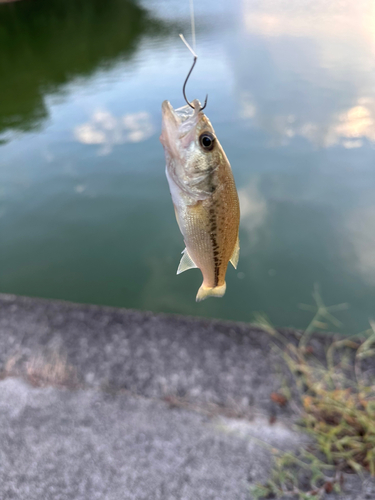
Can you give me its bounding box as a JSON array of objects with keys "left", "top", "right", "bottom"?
[
  {"left": 174, "top": 206, "right": 182, "bottom": 231},
  {"left": 229, "top": 236, "right": 240, "bottom": 269},
  {"left": 177, "top": 248, "right": 198, "bottom": 275}
]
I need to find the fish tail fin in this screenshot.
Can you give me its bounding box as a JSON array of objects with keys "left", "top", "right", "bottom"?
[{"left": 196, "top": 282, "right": 227, "bottom": 302}]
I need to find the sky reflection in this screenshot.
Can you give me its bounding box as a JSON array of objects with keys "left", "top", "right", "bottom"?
[
  {"left": 1, "top": 0, "right": 375, "bottom": 332},
  {"left": 74, "top": 110, "right": 155, "bottom": 155}
]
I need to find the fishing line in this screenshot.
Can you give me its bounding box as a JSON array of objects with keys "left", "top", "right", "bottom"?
[
  {"left": 189, "top": 0, "right": 196, "bottom": 51},
  {"left": 179, "top": 0, "right": 208, "bottom": 110}
]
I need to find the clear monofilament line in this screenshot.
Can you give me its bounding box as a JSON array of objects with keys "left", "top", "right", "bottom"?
[
  {"left": 189, "top": 0, "right": 196, "bottom": 52},
  {"left": 179, "top": 0, "right": 208, "bottom": 111}
]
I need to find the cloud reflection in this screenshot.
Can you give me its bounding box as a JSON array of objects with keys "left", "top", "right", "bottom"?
[
  {"left": 74, "top": 110, "right": 154, "bottom": 155},
  {"left": 240, "top": 92, "right": 375, "bottom": 149},
  {"left": 289, "top": 100, "right": 375, "bottom": 148},
  {"left": 238, "top": 179, "right": 268, "bottom": 246},
  {"left": 327, "top": 101, "right": 375, "bottom": 148},
  {"left": 242, "top": 0, "right": 375, "bottom": 45},
  {"left": 235, "top": 0, "right": 375, "bottom": 150}
]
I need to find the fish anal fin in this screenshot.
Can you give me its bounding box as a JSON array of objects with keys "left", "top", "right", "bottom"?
[
  {"left": 229, "top": 236, "right": 240, "bottom": 269},
  {"left": 177, "top": 248, "right": 198, "bottom": 275}
]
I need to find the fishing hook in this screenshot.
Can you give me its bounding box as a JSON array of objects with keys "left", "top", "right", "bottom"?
[{"left": 180, "top": 34, "right": 208, "bottom": 111}]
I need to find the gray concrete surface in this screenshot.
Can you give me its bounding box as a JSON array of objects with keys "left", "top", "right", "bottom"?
[
  {"left": 0, "top": 377, "right": 301, "bottom": 500},
  {"left": 0, "top": 294, "right": 374, "bottom": 499},
  {"left": 0, "top": 293, "right": 295, "bottom": 415}
]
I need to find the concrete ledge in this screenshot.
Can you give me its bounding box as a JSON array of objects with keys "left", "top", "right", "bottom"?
[
  {"left": 0, "top": 293, "right": 297, "bottom": 416},
  {"left": 0, "top": 294, "right": 374, "bottom": 499}
]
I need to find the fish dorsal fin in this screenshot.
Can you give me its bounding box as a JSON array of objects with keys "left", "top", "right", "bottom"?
[
  {"left": 177, "top": 248, "right": 198, "bottom": 275},
  {"left": 229, "top": 236, "right": 240, "bottom": 269}
]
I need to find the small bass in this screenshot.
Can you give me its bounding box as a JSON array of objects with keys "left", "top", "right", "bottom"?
[{"left": 160, "top": 99, "right": 240, "bottom": 302}]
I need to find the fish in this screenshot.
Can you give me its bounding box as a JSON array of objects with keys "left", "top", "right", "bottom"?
[{"left": 160, "top": 99, "right": 240, "bottom": 302}]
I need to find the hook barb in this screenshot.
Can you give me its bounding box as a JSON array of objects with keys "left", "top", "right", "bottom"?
[{"left": 179, "top": 34, "right": 208, "bottom": 112}]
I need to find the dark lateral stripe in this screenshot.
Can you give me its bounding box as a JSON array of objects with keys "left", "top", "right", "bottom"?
[{"left": 208, "top": 209, "right": 220, "bottom": 287}]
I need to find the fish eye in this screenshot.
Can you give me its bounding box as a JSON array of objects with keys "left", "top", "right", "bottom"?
[{"left": 199, "top": 132, "right": 215, "bottom": 151}]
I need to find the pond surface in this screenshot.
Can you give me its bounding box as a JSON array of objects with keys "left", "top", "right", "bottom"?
[{"left": 1, "top": 0, "right": 375, "bottom": 333}]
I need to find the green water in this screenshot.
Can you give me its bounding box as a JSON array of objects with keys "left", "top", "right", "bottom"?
[{"left": 1, "top": 0, "right": 375, "bottom": 333}]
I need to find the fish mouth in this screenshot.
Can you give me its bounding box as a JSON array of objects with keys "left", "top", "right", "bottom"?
[
  {"left": 161, "top": 101, "right": 179, "bottom": 130},
  {"left": 161, "top": 100, "right": 202, "bottom": 145},
  {"left": 162, "top": 99, "right": 201, "bottom": 124}
]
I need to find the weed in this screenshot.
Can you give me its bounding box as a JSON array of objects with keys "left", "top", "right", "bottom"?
[{"left": 251, "top": 285, "right": 375, "bottom": 499}]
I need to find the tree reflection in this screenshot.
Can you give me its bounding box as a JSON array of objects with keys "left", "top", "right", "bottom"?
[{"left": 0, "top": 0, "right": 166, "bottom": 136}]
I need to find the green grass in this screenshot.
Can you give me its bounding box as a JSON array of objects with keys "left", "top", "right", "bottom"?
[{"left": 251, "top": 285, "right": 375, "bottom": 499}]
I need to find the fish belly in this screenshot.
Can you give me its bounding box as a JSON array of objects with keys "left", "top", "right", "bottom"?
[
  {"left": 166, "top": 165, "right": 240, "bottom": 301},
  {"left": 179, "top": 186, "right": 239, "bottom": 292}
]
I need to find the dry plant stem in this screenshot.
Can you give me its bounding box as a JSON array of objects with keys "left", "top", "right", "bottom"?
[{"left": 251, "top": 288, "right": 375, "bottom": 499}]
